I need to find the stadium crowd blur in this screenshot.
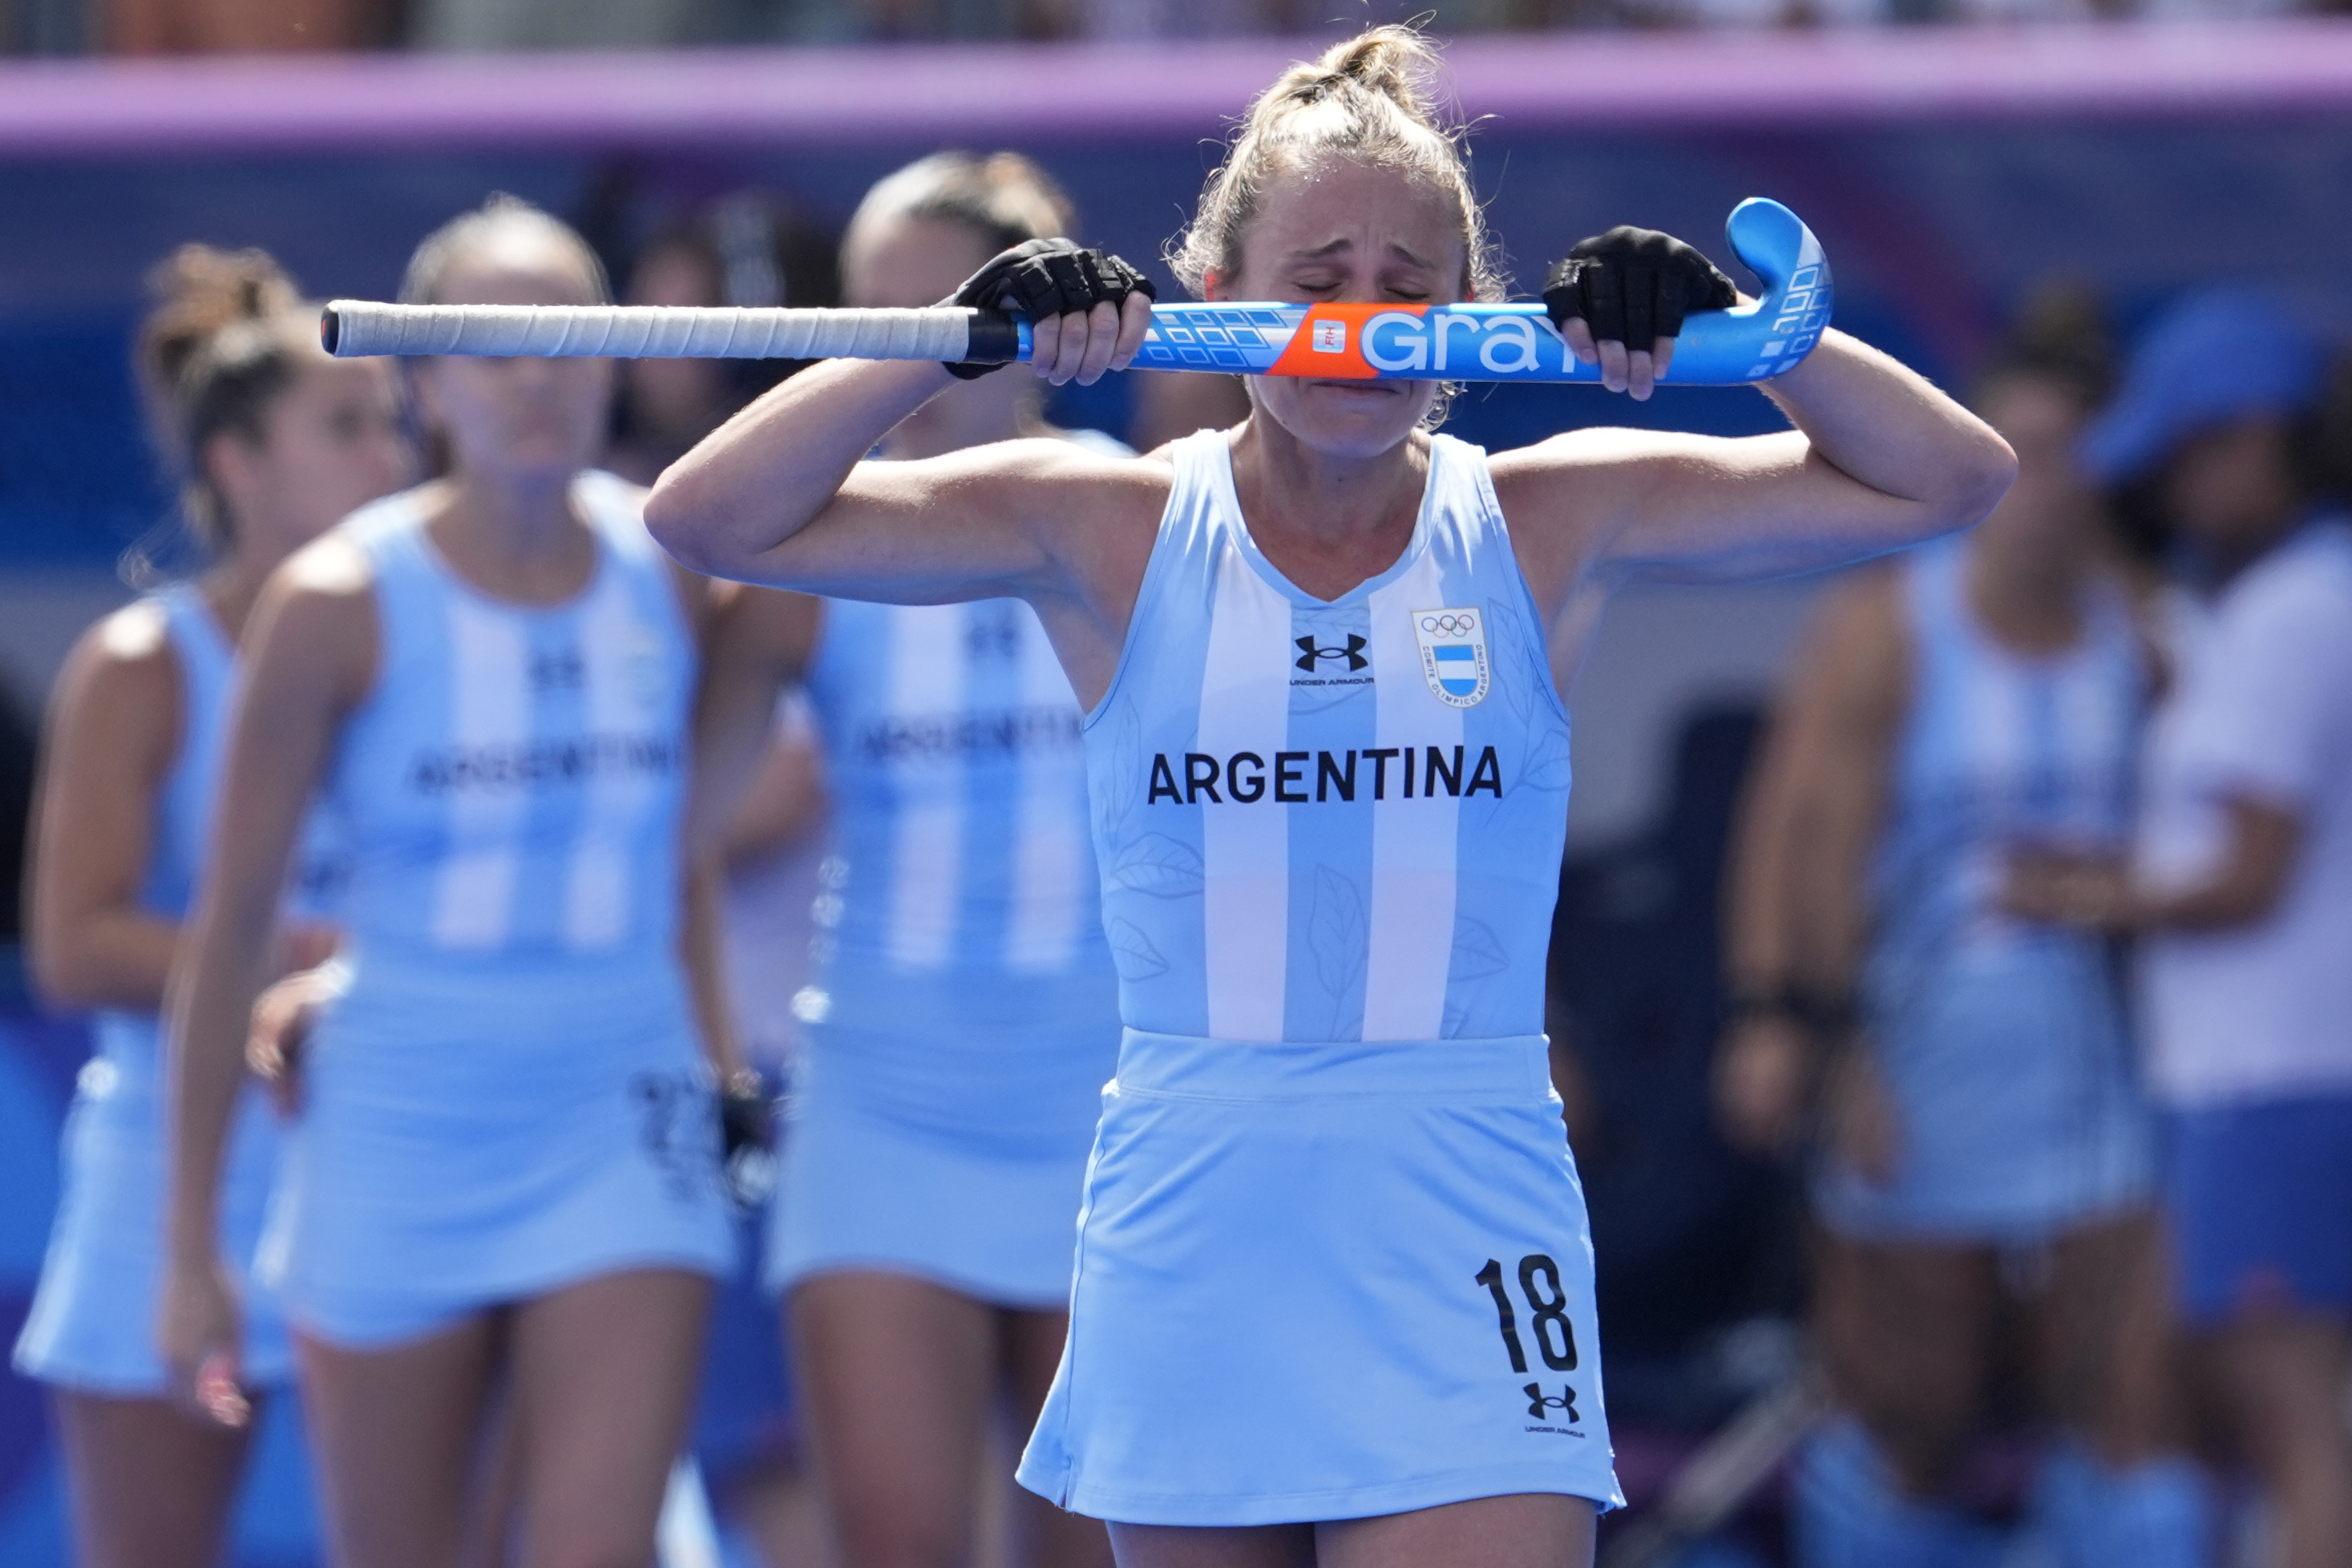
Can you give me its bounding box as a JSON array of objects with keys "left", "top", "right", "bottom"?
[{"left": 0, "top": 0, "right": 2346, "bottom": 54}]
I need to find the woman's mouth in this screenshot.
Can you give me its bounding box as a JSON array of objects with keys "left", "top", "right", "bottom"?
[{"left": 1305, "top": 378, "right": 1406, "bottom": 398}]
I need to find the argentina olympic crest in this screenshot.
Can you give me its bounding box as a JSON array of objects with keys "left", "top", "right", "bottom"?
[{"left": 1412, "top": 608, "right": 1489, "bottom": 708}]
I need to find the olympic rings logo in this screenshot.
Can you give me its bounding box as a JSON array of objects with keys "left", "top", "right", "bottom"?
[{"left": 1419, "top": 612, "right": 1478, "bottom": 636}]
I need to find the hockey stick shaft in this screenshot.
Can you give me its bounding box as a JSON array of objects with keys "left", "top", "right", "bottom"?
[{"left": 323, "top": 198, "right": 1832, "bottom": 388}]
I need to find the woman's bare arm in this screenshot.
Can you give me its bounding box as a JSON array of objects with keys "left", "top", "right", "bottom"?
[
  {"left": 676, "top": 581, "right": 823, "bottom": 1089},
  {"left": 1788, "top": 570, "right": 1910, "bottom": 1000},
  {"left": 645, "top": 295, "right": 1153, "bottom": 592},
  {"left": 161, "top": 540, "right": 374, "bottom": 1388},
  {"left": 722, "top": 733, "right": 827, "bottom": 869},
  {"left": 2008, "top": 795, "right": 2302, "bottom": 935},
  {"left": 686, "top": 585, "right": 822, "bottom": 855},
  {"left": 1712, "top": 576, "right": 1907, "bottom": 1153},
  {"left": 1497, "top": 330, "right": 2015, "bottom": 616},
  {"left": 26, "top": 604, "right": 188, "bottom": 1012}
]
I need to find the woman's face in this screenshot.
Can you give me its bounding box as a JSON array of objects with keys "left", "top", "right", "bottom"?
[
  {"left": 410, "top": 229, "right": 614, "bottom": 487},
  {"left": 1213, "top": 155, "right": 1465, "bottom": 460},
  {"left": 843, "top": 209, "right": 1029, "bottom": 457},
  {"left": 842, "top": 211, "right": 996, "bottom": 310},
  {"left": 211, "top": 352, "right": 408, "bottom": 570},
  {"left": 1971, "top": 372, "right": 2097, "bottom": 556},
  {"left": 2160, "top": 414, "right": 2304, "bottom": 556},
  {"left": 623, "top": 240, "right": 729, "bottom": 443}
]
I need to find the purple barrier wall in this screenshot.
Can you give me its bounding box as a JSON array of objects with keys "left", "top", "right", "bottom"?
[{"left": 5, "top": 19, "right": 2352, "bottom": 154}]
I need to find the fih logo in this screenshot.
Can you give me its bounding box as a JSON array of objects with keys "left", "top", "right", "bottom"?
[
  {"left": 1295, "top": 633, "right": 1368, "bottom": 673},
  {"left": 1523, "top": 1382, "right": 1580, "bottom": 1422}
]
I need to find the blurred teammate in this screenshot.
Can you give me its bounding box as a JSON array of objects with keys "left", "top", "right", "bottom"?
[
  {"left": 648, "top": 25, "right": 2012, "bottom": 1566},
  {"left": 2011, "top": 290, "right": 2352, "bottom": 1568},
  {"left": 1718, "top": 295, "right": 2209, "bottom": 1568},
  {"left": 15, "top": 245, "right": 404, "bottom": 1568},
  {"left": 607, "top": 196, "right": 841, "bottom": 487},
  {"left": 158, "top": 197, "right": 740, "bottom": 1568},
  {"left": 694, "top": 151, "right": 1124, "bottom": 1568}
]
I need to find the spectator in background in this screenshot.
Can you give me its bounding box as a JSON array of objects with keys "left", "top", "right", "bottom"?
[
  {"left": 2011, "top": 290, "right": 2352, "bottom": 1568},
  {"left": 1719, "top": 290, "right": 2210, "bottom": 1568},
  {"left": 14, "top": 245, "right": 404, "bottom": 1568}
]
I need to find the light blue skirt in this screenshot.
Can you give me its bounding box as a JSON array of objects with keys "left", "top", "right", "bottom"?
[
  {"left": 14, "top": 1038, "right": 293, "bottom": 1394},
  {"left": 1016, "top": 1030, "right": 1623, "bottom": 1526},
  {"left": 265, "top": 956, "right": 737, "bottom": 1348},
  {"left": 762, "top": 1010, "right": 1119, "bottom": 1308},
  {"left": 1816, "top": 945, "right": 2155, "bottom": 1243},
  {"left": 766, "top": 1092, "right": 1096, "bottom": 1309}
]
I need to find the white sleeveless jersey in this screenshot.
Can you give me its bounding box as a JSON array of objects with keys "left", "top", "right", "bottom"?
[
  {"left": 327, "top": 472, "right": 694, "bottom": 982},
  {"left": 802, "top": 596, "right": 1116, "bottom": 1040},
  {"left": 1084, "top": 430, "right": 1572, "bottom": 1045},
  {"left": 1871, "top": 537, "right": 2144, "bottom": 974}
]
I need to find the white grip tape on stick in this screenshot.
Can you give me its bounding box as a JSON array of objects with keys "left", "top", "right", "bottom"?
[{"left": 325, "top": 301, "right": 978, "bottom": 362}]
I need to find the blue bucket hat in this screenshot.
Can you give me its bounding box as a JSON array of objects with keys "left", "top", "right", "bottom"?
[{"left": 2079, "top": 287, "right": 2328, "bottom": 487}]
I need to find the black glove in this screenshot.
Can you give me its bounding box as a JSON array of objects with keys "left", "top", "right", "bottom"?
[
  {"left": 944, "top": 238, "right": 1156, "bottom": 379},
  {"left": 718, "top": 1075, "right": 778, "bottom": 1210},
  {"left": 1543, "top": 227, "right": 1736, "bottom": 354}
]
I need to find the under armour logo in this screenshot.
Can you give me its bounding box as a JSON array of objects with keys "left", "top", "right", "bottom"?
[
  {"left": 1525, "top": 1382, "right": 1580, "bottom": 1422},
  {"left": 1295, "top": 633, "right": 1368, "bottom": 673}
]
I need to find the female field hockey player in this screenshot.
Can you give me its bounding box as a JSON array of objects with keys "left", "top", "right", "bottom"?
[
  {"left": 1716, "top": 296, "right": 2209, "bottom": 1568},
  {"left": 16, "top": 245, "right": 404, "bottom": 1568},
  {"left": 2011, "top": 289, "right": 2352, "bottom": 1568},
  {"left": 647, "top": 28, "right": 2014, "bottom": 1566},
  {"left": 693, "top": 150, "right": 1125, "bottom": 1568},
  {"left": 159, "top": 197, "right": 742, "bottom": 1568}
]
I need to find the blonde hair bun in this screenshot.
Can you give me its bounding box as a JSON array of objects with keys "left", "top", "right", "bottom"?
[{"left": 1170, "top": 24, "right": 1498, "bottom": 307}]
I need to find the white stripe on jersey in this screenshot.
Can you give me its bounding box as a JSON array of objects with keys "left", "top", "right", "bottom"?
[
  {"left": 1199, "top": 547, "right": 1291, "bottom": 1041},
  {"left": 430, "top": 596, "right": 528, "bottom": 948},
  {"left": 1362, "top": 556, "right": 1465, "bottom": 1041},
  {"left": 564, "top": 568, "right": 651, "bottom": 948},
  {"left": 1004, "top": 613, "right": 1086, "bottom": 973},
  {"left": 1955, "top": 636, "right": 2028, "bottom": 786},
  {"left": 883, "top": 604, "right": 968, "bottom": 970}
]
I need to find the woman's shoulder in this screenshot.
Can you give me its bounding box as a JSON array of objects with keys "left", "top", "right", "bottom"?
[
  {"left": 66, "top": 596, "right": 182, "bottom": 701},
  {"left": 47, "top": 596, "right": 187, "bottom": 766}
]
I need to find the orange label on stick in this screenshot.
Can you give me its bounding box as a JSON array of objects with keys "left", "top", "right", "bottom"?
[{"left": 1265, "top": 303, "right": 1426, "bottom": 380}]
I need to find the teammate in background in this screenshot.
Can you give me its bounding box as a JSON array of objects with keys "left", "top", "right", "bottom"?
[
  {"left": 1716, "top": 293, "right": 2211, "bottom": 1568},
  {"left": 15, "top": 246, "right": 405, "bottom": 1568},
  {"left": 2010, "top": 290, "right": 2352, "bottom": 1568},
  {"left": 606, "top": 196, "right": 843, "bottom": 487},
  {"left": 648, "top": 26, "right": 2012, "bottom": 1566},
  {"left": 693, "top": 151, "right": 1124, "bottom": 1568},
  {"left": 157, "top": 197, "right": 742, "bottom": 1568}
]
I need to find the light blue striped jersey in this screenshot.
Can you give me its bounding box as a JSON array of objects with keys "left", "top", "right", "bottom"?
[
  {"left": 800, "top": 594, "right": 1117, "bottom": 1042},
  {"left": 93, "top": 587, "right": 343, "bottom": 1093},
  {"left": 1085, "top": 430, "right": 1572, "bottom": 1045},
  {"left": 1871, "top": 540, "right": 2145, "bottom": 977},
  {"left": 325, "top": 472, "right": 693, "bottom": 989}
]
